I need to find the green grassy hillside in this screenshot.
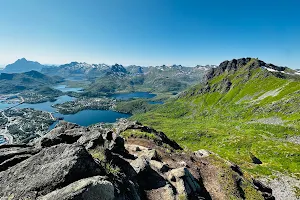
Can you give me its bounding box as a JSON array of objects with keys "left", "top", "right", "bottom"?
[{"left": 133, "top": 58, "right": 300, "bottom": 178}]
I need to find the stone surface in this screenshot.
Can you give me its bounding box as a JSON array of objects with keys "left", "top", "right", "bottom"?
[
  {"left": 0, "top": 145, "right": 39, "bottom": 172},
  {"left": 131, "top": 156, "right": 150, "bottom": 174},
  {"left": 149, "top": 160, "right": 170, "bottom": 173},
  {"left": 77, "top": 128, "right": 105, "bottom": 150},
  {"left": 37, "top": 176, "right": 114, "bottom": 200},
  {"left": 0, "top": 145, "right": 38, "bottom": 164},
  {"left": 167, "top": 167, "right": 201, "bottom": 198},
  {"left": 0, "top": 143, "right": 102, "bottom": 199},
  {"left": 35, "top": 121, "right": 86, "bottom": 148},
  {"left": 194, "top": 149, "right": 211, "bottom": 158}
]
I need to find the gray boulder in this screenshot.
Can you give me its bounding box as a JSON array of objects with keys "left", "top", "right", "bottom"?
[
  {"left": 131, "top": 156, "right": 150, "bottom": 174},
  {"left": 194, "top": 149, "right": 211, "bottom": 158},
  {"left": 167, "top": 167, "right": 202, "bottom": 199},
  {"left": 77, "top": 129, "right": 105, "bottom": 150},
  {"left": 37, "top": 176, "right": 114, "bottom": 200},
  {"left": 0, "top": 143, "right": 103, "bottom": 199},
  {"left": 35, "top": 121, "right": 86, "bottom": 148}
]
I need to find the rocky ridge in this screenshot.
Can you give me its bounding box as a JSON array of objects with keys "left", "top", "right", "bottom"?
[
  {"left": 205, "top": 58, "right": 298, "bottom": 82},
  {"left": 0, "top": 119, "right": 273, "bottom": 200}
]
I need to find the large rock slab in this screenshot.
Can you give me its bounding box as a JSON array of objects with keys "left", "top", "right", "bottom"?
[
  {"left": 0, "top": 143, "right": 103, "bottom": 199},
  {"left": 37, "top": 176, "right": 114, "bottom": 200},
  {"left": 77, "top": 129, "right": 105, "bottom": 150},
  {"left": 35, "top": 121, "right": 86, "bottom": 148},
  {"left": 0, "top": 145, "right": 39, "bottom": 172}
]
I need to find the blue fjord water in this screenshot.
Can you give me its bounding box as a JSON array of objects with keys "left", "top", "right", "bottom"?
[
  {"left": 53, "top": 85, "right": 83, "bottom": 93},
  {"left": 17, "top": 95, "right": 130, "bottom": 128},
  {"left": 0, "top": 91, "right": 158, "bottom": 129},
  {"left": 110, "top": 92, "right": 156, "bottom": 100}
]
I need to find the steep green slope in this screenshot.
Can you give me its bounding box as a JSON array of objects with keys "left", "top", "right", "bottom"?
[{"left": 133, "top": 58, "right": 300, "bottom": 178}]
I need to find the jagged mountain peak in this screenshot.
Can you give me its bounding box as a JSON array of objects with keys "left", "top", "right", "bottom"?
[
  {"left": 17, "top": 58, "right": 28, "bottom": 62},
  {"left": 111, "top": 63, "right": 126, "bottom": 72}
]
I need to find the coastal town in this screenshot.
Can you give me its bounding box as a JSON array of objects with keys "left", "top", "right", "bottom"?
[
  {"left": 0, "top": 108, "right": 55, "bottom": 144},
  {"left": 0, "top": 95, "right": 55, "bottom": 144}
]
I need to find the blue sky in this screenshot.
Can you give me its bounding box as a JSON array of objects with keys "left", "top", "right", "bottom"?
[{"left": 0, "top": 0, "right": 299, "bottom": 68}]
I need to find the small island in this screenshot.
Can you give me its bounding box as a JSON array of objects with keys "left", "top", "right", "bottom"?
[{"left": 53, "top": 97, "right": 116, "bottom": 114}]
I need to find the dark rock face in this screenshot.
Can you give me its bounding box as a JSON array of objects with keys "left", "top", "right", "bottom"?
[
  {"left": 0, "top": 145, "right": 39, "bottom": 172},
  {"left": 253, "top": 179, "right": 274, "bottom": 200},
  {"left": 0, "top": 144, "right": 102, "bottom": 199},
  {"left": 206, "top": 58, "right": 253, "bottom": 80}
]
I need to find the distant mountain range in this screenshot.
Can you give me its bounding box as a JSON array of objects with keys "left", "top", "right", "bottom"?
[
  {"left": 3, "top": 58, "right": 216, "bottom": 77},
  {"left": 41, "top": 61, "right": 216, "bottom": 79},
  {"left": 41, "top": 61, "right": 217, "bottom": 93},
  {"left": 41, "top": 62, "right": 128, "bottom": 78},
  {"left": 2, "top": 58, "right": 217, "bottom": 94}
]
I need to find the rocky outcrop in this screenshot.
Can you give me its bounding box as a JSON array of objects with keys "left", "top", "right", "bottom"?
[
  {"left": 114, "top": 119, "right": 183, "bottom": 150},
  {"left": 0, "top": 120, "right": 273, "bottom": 200},
  {"left": 34, "top": 121, "right": 89, "bottom": 148},
  {"left": 206, "top": 58, "right": 253, "bottom": 80},
  {"left": 205, "top": 57, "right": 286, "bottom": 82}
]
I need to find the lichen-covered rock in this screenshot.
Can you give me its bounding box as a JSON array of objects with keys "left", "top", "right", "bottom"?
[
  {"left": 149, "top": 160, "right": 170, "bottom": 173},
  {"left": 37, "top": 176, "right": 114, "bottom": 200},
  {"left": 77, "top": 129, "right": 105, "bottom": 150},
  {"left": 0, "top": 143, "right": 103, "bottom": 199},
  {"left": 0, "top": 153, "right": 32, "bottom": 172},
  {"left": 114, "top": 119, "right": 183, "bottom": 150},
  {"left": 35, "top": 121, "right": 86, "bottom": 148},
  {"left": 145, "top": 184, "right": 175, "bottom": 200}
]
